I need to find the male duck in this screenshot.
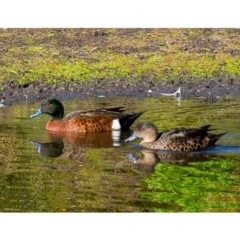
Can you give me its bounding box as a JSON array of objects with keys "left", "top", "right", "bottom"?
[
  {"left": 30, "top": 98, "right": 145, "bottom": 132},
  {"left": 125, "top": 121, "right": 226, "bottom": 151}
]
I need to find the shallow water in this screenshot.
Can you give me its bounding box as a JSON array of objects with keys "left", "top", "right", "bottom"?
[{"left": 0, "top": 95, "right": 239, "bottom": 212}]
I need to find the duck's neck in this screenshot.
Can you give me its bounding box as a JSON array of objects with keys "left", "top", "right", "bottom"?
[
  {"left": 50, "top": 109, "right": 64, "bottom": 120},
  {"left": 155, "top": 132, "right": 162, "bottom": 141},
  {"left": 142, "top": 132, "right": 160, "bottom": 143},
  {"left": 51, "top": 115, "right": 63, "bottom": 120}
]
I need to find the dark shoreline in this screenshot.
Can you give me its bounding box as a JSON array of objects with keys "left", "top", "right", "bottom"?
[{"left": 1, "top": 76, "right": 240, "bottom": 106}]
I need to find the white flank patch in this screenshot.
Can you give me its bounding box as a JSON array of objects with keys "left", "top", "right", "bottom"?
[{"left": 112, "top": 119, "right": 121, "bottom": 131}]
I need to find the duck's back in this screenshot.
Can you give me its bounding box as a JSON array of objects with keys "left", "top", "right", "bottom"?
[
  {"left": 63, "top": 107, "right": 145, "bottom": 131},
  {"left": 159, "top": 125, "right": 211, "bottom": 139},
  {"left": 64, "top": 107, "right": 126, "bottom": 120}
]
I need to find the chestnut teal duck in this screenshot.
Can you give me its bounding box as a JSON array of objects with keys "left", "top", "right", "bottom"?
[
  {"left": 125, "top": 121, "right": 226, "bottom": 151},
  {"left": 30, "top": 98, "right": 145, "bottom": 132}
]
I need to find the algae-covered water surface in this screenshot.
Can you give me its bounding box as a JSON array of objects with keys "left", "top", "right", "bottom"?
[{"left": 0, "top": 95, "right": 239, "bottom": 212}]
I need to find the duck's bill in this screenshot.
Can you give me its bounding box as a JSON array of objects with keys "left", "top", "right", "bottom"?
[
  {"left": 29, "top": 140, "right": 41, "bottom": 153},
  {"left": 124, "top": 133, "right": 137, "bottom": 142},
  {"left": 30, "top": 108, "right": 42, "bottom": 118},
  {"left": 29, "top": 140, "right": 41, "bottom": 147},
  {"left": 125, "top": 152, "right": 137, "bottom": 163}
]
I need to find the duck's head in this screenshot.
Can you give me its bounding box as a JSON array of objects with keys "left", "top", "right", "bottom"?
[
  {"left": 124, "top": 122, "right": 159, "bottom": 143},
  {"left": 30, "top": 98, "right": 64, "bottom": 120}
]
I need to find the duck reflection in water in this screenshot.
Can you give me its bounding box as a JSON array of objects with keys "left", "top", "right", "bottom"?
[
  {"left": 125, "top": 148, "right": 222, "bottom": 172},
  {"left": 30, "top": 139, "right": 64, "bottom": 158},
  {"left": 46, "top": 130, "right": 123, "bottom": 147},
  {"left": 30, "top": 130, "right": 125, "bottom": 158}
]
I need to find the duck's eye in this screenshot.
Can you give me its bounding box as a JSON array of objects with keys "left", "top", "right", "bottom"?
[
  {"left": 139, "top": 127, "right": 144, "bottom": 131},
  {"left": 46, "top": 101, "right": 50, "bottom": 106}
]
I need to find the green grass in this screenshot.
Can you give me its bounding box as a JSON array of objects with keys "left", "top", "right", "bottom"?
[{"left": 1, "top": 28, "right": 240, "bottom": 85}]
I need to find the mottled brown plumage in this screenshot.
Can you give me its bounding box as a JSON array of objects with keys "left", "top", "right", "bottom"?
[{"left": 125, "top": 121, "right": 226, "bottom": 151}]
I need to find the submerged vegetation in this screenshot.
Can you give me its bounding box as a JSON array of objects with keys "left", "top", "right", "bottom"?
[
  {"left": 1, "top": 28, "right": 240, "bottom": 86},
  {"left": 141, "top": 157, "right": 240, "bottom": 212}
]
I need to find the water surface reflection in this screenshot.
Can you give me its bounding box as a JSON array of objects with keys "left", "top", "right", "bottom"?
[
  {"left": 1, "top": 95, "right": 240, "bottom": 212},
  {"left": 125, "top": 146, "right": 240, "bottom": 172},
  {"left": 30, "top": 139, "right": 64, "bottom": 158},
  {"left": 30, "top": 130, "right": 132, "bottom": 158}
]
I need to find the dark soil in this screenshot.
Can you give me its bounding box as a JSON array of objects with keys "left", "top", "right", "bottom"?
[{"left": 1, "top": 76, "right": 240, "bottom": 106}]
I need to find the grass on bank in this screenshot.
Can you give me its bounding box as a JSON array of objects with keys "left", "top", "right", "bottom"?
[{"left": 1, "top": 28, "right": 240, "bottom": 86}]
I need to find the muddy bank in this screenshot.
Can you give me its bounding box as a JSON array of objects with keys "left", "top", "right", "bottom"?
[{"left": 1, "top": 76, "right": 240, "bottom": 106}]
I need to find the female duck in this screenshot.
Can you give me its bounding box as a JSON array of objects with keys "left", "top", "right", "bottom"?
[
  {"left": 30, "top": 98, "right": 145, "bottom": 132},
  {"left": 125, "top": 121, "right": 226, "bottom": 151}
]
